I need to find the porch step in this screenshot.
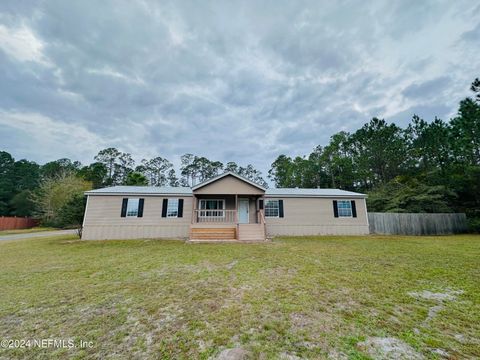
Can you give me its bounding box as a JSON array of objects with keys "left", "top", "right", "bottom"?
[
  {"left": 238, "top": 224, "right": 265, "bottom": 241},
  {"left": 190, "top": 227, "right": 236, "bottom": 240}
]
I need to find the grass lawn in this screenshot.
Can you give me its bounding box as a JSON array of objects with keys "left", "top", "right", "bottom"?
[
  {"left": 0, "top": 235, "right": 479, "bottom": 359},
  {"left": 0, "top": 227, "right": 56, "bottom": 236}
]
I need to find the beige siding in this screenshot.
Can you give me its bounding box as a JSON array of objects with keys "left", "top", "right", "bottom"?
[
  {"left": 265, "top": 197, "right": 369, "bottom": 236},
  {"left": 193, "top": 175, "right": 264, "bottom": 195},
  {"left": 82, "top": 195, "right": 192, "bottom": 240},
  {"left": 83, "top": 192, "right": 369, "bottom": 240}
]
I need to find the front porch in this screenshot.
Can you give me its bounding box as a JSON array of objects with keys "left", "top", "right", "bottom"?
[
  {"left": 187, "top": 172, "right": 268, "bottom": 242},
  {"left": 189, "top": 195, "right": 266, "bottom": 241},
  {"left": 191, "top": 195, "right": 263, "bottom": 224}
]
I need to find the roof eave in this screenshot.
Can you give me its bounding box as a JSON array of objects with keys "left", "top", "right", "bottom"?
[
  {"left": 84, "top": 191, "right": 193, "bottom": 196},
  {"left": 265, "top": 194, "right": 367, "bottom": 198}
]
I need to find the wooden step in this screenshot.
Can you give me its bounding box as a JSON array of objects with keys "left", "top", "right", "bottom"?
[
  {"left": 190, "top": 227, "right": 236, "bottom": 240},
  {"left": 190, "top": 234, "right": 236, "bottom": 239}
]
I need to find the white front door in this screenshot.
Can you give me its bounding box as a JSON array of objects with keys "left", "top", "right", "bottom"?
[{"left": 238, "top": 198, "right": 249, "bottom": 223}]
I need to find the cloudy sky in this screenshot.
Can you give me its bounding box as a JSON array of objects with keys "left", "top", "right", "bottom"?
[{"left": 0, "top": 1, "right": 479, "bottom": 175}]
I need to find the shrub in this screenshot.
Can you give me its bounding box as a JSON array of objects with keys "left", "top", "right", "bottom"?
[
  {"left": 32, "top": 173, "right": 91, "bottom": 227},
  {"left": 467, "top": 217, "right": 480, "bottom": 233}
]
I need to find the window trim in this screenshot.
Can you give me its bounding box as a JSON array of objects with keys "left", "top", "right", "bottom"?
[
  {"left": 264, "top": 199, "right": 280, "bottom": 218},
  {"left": 126, "top": 198, "right": 140, "bottom": 217},
  {"left": 337, "top": 200, "right": 353, "bottom": 218},
  {"left": 166, "top": 198, "right": 179, "bottom": 218},
  {"left": 199, "top": 199, "right": 225, "bottom": 218}
]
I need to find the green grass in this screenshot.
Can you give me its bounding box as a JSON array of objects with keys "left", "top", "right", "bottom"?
[
  {"left": 0, "top": 235, "right": 479, "bottom": 359},
  {"left": 0, "top": 227, "right": 56, "bottom": 235}
]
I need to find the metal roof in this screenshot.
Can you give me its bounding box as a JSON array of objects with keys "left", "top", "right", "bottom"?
[
  {"left": 85, "top": 185, "right": 365, "bottom": 198},
  {"left": 265, "top": 188, "right": 366, "bottom": 197},
  {"left": 85, "top": 186, "right": 193, "bottom": 195}
]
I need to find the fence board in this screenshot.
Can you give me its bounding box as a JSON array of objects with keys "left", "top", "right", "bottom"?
[
  {"left": 0, "top": 217, "right": 39, "bottom": 231},
  {"left": 368, "top": 212, "right": 468, "bottom": 235}
]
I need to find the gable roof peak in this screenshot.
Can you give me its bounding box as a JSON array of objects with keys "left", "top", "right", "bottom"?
[{"left": 191, "top": 171, "right": 266, "bottom": 191}]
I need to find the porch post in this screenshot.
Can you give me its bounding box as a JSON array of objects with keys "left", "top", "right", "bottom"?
[
  {"left": 235, "top": 194, "right": 239, "bottom": 240},
  {"left": 234, "top": 194, "right": 238, "bottom": 223},
  {"left": 260, "top": 195, "right": 265, "bottom": 223},
  {"left": 255, "top": 195, "right": 259, "bottom": 223},
  {"left": 191, "top": 195, "right": 196, "bottom": 224}
]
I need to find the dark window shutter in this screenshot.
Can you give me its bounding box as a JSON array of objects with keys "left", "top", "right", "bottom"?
[
  {"left": 278, "top": 200, "right": 284, "bottom": 218},
  {"left": 351, "top": 200, "right": 357, "bottom": 218},
  {"left": 333, "top": 200, "right": 339, "bottom": 218},
  {"left": 121, "top": 198, "right": 128, "bottom": 217},
  {"left": 178, "top": 199, "right": 184, "bottom": 218},
  {"left": 162, "top": 199, "right": 168, "bottom": 218},
  {"left": 259, "top": 199, "right": 264, "bottom": 210},
  {"left": 138, "top": 198, "right": 144, "bottom": 217}
]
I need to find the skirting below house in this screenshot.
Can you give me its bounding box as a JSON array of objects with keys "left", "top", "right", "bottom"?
[
  {"left": 82, "top": 225, "right": 189, "bottom": 240},
  {"left": 266, "top": 224, "right": 370, "bottom": 236},
  {"left": 82, "top": 223, "right": 370, "bottom": 240}
]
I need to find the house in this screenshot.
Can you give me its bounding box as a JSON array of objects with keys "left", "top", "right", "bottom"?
[{"left": 82, "top": 172, "right": 369, "bottom": 241}]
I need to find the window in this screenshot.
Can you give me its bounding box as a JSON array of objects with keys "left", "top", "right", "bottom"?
[
  {"left": 167, "top": 198, "right": 179, "bottom": 217},
  {"left": 126, "top": 198, "right": 140, "bottom": 217},
  {"left": 265, "top": 200, "right": 279, "bottom": 217},
  {"left": 337, "top": 200, "right": 352, "bottom": 217},
  {"left": 199, "top": 199, "right": 225, "bottom": 217}
]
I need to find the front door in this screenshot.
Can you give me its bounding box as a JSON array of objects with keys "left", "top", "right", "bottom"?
[{"left": 238, "top": 198, "right": 249, "bottom": 223}]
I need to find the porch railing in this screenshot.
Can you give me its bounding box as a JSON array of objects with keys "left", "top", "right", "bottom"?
[{"left": 193, "top": 209, "right": 237, "bottom": 223}]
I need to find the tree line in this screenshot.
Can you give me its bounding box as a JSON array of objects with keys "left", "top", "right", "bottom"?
[
  {"left": 0, "top": 150, "right": 268, "bottom": 227},
  {"left": 0, "top": 78, "right": 478, "bottom": 230},
  {"left": 268, "top": 78, "right": 480, "bottom": 229}
]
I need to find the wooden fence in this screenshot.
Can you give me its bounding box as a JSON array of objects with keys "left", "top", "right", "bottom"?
[
  {"left": 368, "top": 212, "right": 468, "bottom": 235},
  {"left": 0, "top": 217, "right": 39, "bottom": 231}
]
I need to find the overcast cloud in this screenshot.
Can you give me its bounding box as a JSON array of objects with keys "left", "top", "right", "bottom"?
[{"left": 0, "top": 0, "right": 479, "bottom": 174}]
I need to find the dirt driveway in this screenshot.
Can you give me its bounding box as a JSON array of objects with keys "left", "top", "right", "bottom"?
[{"left": 0, "top": 229, "right": 77, "bottom": 241}]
